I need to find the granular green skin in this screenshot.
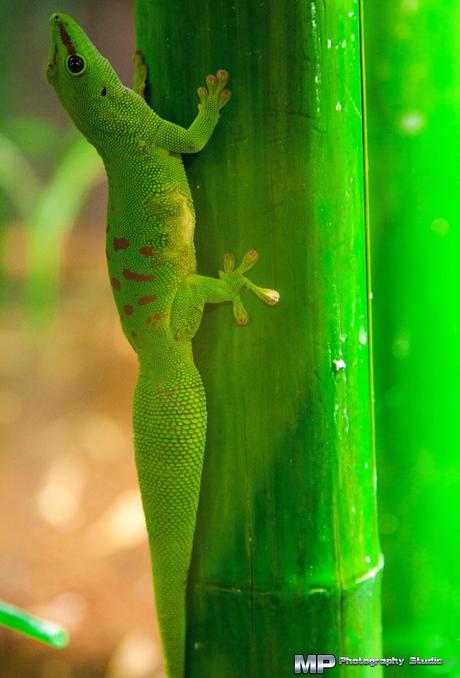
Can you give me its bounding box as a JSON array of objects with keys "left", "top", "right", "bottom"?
[{"left": 47, "top": 13, "right": 279, "bottom": 677}]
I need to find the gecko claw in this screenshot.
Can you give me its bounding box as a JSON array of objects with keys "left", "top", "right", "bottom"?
[
  {"left": 220, "top": 90, "right": 232, "bottom": 105},
  {"left": 217, "top": 69, "right": 229, "bottom": 83},
  {"left": 233, "top": 297, "right": 250, "bottom": 325},
  {"left": 206, "top": 74, "right": 217, "bottom": 92},
  {"left": 244, "top": 280, "right": 280, "bottom": 305},
  {"left": 238, "top": 249, "right": 259, "bottom": 273},
  {"left": 223, "top": 253, "right": 235, "bottom": 272},
  {"left": 197, "top": 86, "right": 208, "bottom": 104}
]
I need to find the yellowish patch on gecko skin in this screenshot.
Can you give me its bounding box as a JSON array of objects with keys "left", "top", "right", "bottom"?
[
  {"left": 136, "top": 139, "right": 148, "bottom": 154},
  {"left": 174, "top": 191, "right": 195, "bottom": 247},
  {"left": 145, "top": 189, "right": 196, "bottom": 277}
]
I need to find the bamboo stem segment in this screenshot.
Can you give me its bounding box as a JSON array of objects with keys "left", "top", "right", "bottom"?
[{"left": 135, "top": 1, "right": 382, "bottom": 674}]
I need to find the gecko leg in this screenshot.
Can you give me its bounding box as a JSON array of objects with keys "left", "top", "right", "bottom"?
[
  {"left": 171, "top": 250, "right": 280, "bottom": 340},
  {"left": 153, "top": 70, "right": 232, "bottom": 154}
]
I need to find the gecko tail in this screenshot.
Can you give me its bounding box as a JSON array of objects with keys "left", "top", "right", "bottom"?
[{"left": 133, "top": 363, "right": 206, "bottom": 678}]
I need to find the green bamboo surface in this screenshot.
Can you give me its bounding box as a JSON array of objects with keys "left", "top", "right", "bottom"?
[
  {"left": 365, "top": 1, "right": 460, "bottom": 674},
  {"left": 136, "top": 1, "right": 382, "bottom": 675}
]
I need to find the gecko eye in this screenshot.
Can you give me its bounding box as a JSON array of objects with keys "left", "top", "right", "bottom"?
[{"left": 65, "top": 54, "right": 86, "bottom": 75}]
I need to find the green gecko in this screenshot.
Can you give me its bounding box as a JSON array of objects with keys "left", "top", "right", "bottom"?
[{"left": 46, "top": 13, "right": 279, "bottom": 677}]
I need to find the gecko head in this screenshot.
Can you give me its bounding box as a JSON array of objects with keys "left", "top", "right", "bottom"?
[{"left": 47, "top": 13, "right": 127, "bottom": 141}]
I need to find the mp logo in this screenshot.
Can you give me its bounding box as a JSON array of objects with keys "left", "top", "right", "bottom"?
[{"left": 294, "top": 654, "right": 336, "bottom": 674}]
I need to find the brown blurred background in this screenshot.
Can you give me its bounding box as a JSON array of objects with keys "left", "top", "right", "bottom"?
[{"left": 0, "top": 1, "right": 165, "bottom": 676}]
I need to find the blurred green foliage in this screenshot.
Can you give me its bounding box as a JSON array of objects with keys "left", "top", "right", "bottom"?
[{"left": 0, "top": 120, "right": 102, "bottom": 321}]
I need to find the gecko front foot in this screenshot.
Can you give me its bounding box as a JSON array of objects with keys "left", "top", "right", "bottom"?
[
  {"left": 219, "top": 250, "right": 280, "bottom": 325},
  {"left": 197, "top": 70, "right": 231, "bottom": 117}
]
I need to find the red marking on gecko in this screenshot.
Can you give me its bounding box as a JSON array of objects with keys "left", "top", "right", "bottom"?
[
  {"left": 58, "top": 22, "right": 76, "bottom": 55},
  {"left": 124, "top": 305, "right": 134, "bottom": 315},
  {"left": 114, "top": 237, "right": 130, "bottom": 250},
  {"left": 131, "top": 331, "right": 137, "bottom": 338},
  {"left": 139, "top": 246, "right": 156, "bottom": 256},
  {"left": 123, "top": 268, "right": 154, "bottom": 282},
  {"left": 53, "top": 44, "right": 58, "bottom": 66},
  {"left": 111, "top": 278, "right": 121, "bottom": 290},
  {"left": 138, "top": 295, "right": 157, "bottom": 305},
  {"left": 147, "top": 313, "right": 162, "bottom": 323}
]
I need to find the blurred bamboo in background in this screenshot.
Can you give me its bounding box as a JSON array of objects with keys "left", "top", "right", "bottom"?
[
  {"left": 365, "top": 0, "right": 460, "bottom": 674},
  {"left": 136, "top": 0, "right": 382, "bottom": 674}
]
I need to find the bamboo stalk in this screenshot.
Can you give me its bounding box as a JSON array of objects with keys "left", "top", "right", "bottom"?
[
  {"left": 365, "top": 1, "right": 460, "bottom": 673},
  {"left": 135, "top": 1, "right": 382, "bottom": 674}
]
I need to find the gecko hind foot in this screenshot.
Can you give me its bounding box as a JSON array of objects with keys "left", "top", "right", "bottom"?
[{"left": 219, "top": 249, "right": 280, "bottom": 325}]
